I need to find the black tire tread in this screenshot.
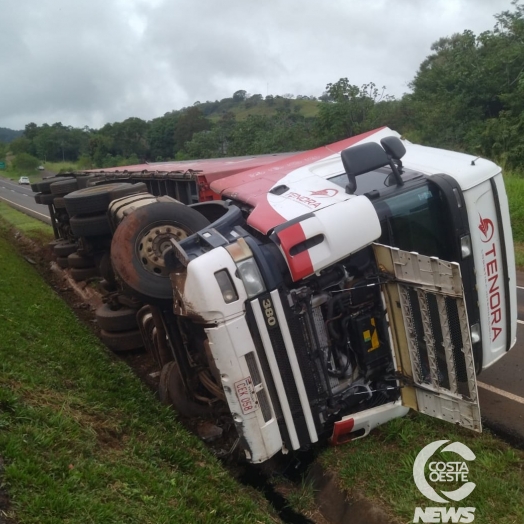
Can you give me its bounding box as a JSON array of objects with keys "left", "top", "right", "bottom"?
[
  {"left": 53, "top": 197, "right": 67, "bottom": 209},
  {"left": 50, "top": 179, "right": 79, "bottom": 195},
  {"left": 54, "top": 241, "right": 77, "bottom": 257},
  {"left": 70, "top": 214, "right": 111, "bottom": 237},
  {"left": 39, "top": 193, "right": 55, "bottom": 206},
  {"left": 71, "top": 267, "right": 99, "bottom": 282},
  {"left": 36, "top": 176, "right": 74, "bottom": 193},
  {"left": 67, "top": 252, "right": 95, "bottom": 269},
  {"left": 100, "top": 329, "right": 143, "bottom": 352},
  {"left": 56, "top": 256, "right": 69, "bottom": 269},
  {"left": 95, "top": 303, "right": 138, "bottom": 332},
  {"left": 64, "top": 183, "right": 148, "bottom": 216}
]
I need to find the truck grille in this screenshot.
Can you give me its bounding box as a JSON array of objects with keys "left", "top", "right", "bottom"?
[{"left": 400, "top": 284, "right": 475, "bottom": 401}]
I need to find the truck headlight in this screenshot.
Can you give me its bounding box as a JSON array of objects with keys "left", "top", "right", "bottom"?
[
  {"left": 460, "top": 234, "right": 472, "bottom": 258},
  {"left": 470, "top": 322, "right": 481, "bottom": 344},
  {"left": 236, "top": 257, "right": 266, "bottom": 298},
  {"left": 225, "top": 238, "right": 266, "bottom": 299}
]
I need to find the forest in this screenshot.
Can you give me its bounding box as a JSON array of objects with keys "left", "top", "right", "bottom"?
[{"left": 1, "top": 2, "right": 524, "bottom": 172}]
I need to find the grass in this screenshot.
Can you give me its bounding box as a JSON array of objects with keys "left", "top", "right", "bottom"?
[
  {"left": 42, "top": 161, "right": 80, "bottom": 174},
  {"left": 320, "top": 414, "right": 524, "bottom": 524},
  {"left": 0, "top": 202, "right": 53, "bottom": 242},
  {"left": 503, "top": 172, "right": 524, "bottom": 268},
  {"left": 0, "top": 218, "right": 275, "bottom": 523},
  {"left": 0, "top": 160, "right": 79, "bottom": 183}
]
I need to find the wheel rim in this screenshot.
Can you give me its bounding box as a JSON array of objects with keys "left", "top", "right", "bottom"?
[{"left": 137, "top": 223, "right": 189, "bottom": 277}]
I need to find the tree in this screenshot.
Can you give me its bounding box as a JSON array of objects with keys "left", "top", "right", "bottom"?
[
  {"left": 12, "top": 152, "right": 39, "bottom": 172},
  {"left": 406, "top": 2, "right": 524, "bottom": 167},
  {"left": 245, "top": 94, "right": 263, "bottom": 108},
  {"left": 173, "top": 107, "right": 210, "bottom": 154},
  {"left": 148, "top": 113, "right": 179, "bottom": 160},
  {"left": 24, "top": 122, "right": 39, "bottom": 141},
  {"left": 316, "top": 80, "right": 394, "bottom": 143},
  {"left": 232, "top": 90, "right": 247, "bottom": 102},
  {"left": 10, "top": 137, "right": 32, "bottom": 155},
  {"left": 112, "top": 117, "right": 149, "bottom": 159},
  {"left": 88, "top": 133, "right": 115, "bottom": 167}
]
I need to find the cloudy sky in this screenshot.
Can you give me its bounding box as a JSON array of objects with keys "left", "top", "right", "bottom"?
[{"left": 0, "top": 0, "right": 513, "bottom": 130}]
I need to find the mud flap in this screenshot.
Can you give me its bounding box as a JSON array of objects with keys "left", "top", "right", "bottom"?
[{"left": 374, "top": 244, "right": 481, "bottom": 432}]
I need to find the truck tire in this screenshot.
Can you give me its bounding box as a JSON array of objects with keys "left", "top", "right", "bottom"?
[
  {"left": 53, "top": 197, "right": 67, "bottom": 209},
  {"left": 95, "top": 303, "right": 138, "bottom": 332},
  {"left": 158, "top": 361, "right": 212, "bottom": 417},
  {"left": 100, "top": 329, "right": 144, "bottom": 352},
  {"left": 76, "top": 176, "right": 92, "bottom": 189},
  {"left": 70, "top": 214, "right": 111, "bottom": 237},
  {"left": 54, "top": 241, "right": 77, "bottom": 257},
  {"left": 70, "top": 266, "right": 99, "bottom": 282},
  {"left": 56, "top": 256, "right": 69, "bottom": 269},
  {"left": 67, "top": 252, "right": 95, "bottom": 269},
  {"left": 36, "top": 176, "right": 74, "bottom": 193},
  {"left": 64, "top": 183, "right": 148, "bottom": 216},
  {"left": 39, "top": 193, "right": 55, "bottom": 205},
  {"left": 111, "top": 201, "right": 210, "bottom": 304},
  {"left": 34, "top": 193, "right": 42, "bottom": 204},
  {"left": 50, "top": 178, "right": 79, "bottom": 195}
]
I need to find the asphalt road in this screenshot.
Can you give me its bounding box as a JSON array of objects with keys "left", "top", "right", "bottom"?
[
  {"left": 0, "top": 176, "right": 51, "bottom": 224},
  {"left": 477, "top": 275, "right": 524, "bottom": 443},
  {"left": 0, "top": 179, "right": 523, "bottom": 443}
]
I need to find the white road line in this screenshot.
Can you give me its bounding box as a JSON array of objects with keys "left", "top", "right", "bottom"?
[
  {"left": 0, "top": 195, "right": 50, "bottom": 220},
  {"left": 517, "top": 319, "right": 524, "bottom": 325},
  {"left": 477, "top": 382, "right": 524, "bottom": 406},
  {"left": 517, "top": 286, "right": 524, "bottom": 290}
]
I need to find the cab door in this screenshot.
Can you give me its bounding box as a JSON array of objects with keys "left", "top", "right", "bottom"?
[{"left": 374, "top": 244, "right": 481, "bottom": 432}]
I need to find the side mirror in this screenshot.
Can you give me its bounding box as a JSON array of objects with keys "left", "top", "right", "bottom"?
[
  {"left": 341, "top": 142, "right": 390, "bottom": 194},
  {"left": 380, "top": 136, "right": 406, "bottom": 160},
  {"left": 381, "top": 136, "right": 405, "bottom": 185},
  {"left": 341, "top": 142, "right": 390, "bottom": 178}
]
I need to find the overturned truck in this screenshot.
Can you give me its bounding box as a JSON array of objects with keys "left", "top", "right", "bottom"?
[{"left": 33, "top": 127, "right": 517, "bottom": 463}]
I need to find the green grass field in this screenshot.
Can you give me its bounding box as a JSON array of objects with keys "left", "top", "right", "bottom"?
[
  {"left": 0, "top": 215, "right": 275, "bottom": 524},
  {"left": 0, "top": 202, "right": 54, "bottom": 242},
  {"left": 320, "top": 414, "right": 524, "bottom": 523}
]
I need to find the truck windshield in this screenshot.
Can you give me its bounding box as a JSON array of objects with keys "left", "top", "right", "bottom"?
[{"left": 376, "top": 182, "right": 454, "bottom": 261}]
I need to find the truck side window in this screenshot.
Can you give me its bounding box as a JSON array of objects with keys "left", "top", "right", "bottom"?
[{"left": 377, "top": 183, "right": 453, "bottom": 261}]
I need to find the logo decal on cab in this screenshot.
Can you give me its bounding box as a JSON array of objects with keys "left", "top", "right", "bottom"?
[
  {"left": 309, "top": 188, "right": 339, "bottom": 198},
  {"left": 478, "top": 214, "right": 494, "bottom": 243}
]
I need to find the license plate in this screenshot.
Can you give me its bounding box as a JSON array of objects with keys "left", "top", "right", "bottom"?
[{"left": 234, "top": 377, "right": 259, "bottom": 415}]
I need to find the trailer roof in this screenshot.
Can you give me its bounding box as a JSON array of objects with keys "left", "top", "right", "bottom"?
[{"left": 78, "top": 153, "right": 296, "bottom": 185}]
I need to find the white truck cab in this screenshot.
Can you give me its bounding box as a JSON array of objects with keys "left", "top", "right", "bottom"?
[{"left": 109, "top": 128, "right": 517, "bottom": 463}]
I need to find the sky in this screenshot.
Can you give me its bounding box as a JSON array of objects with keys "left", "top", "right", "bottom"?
[{"left": 0, "top": 0, "right": 514, "bottom": 131}]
